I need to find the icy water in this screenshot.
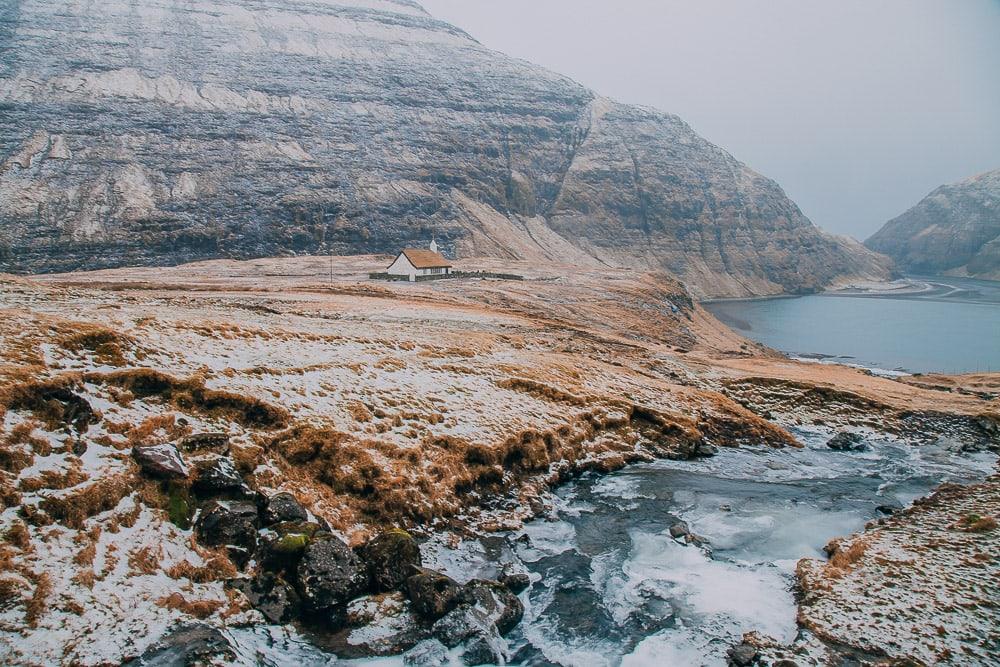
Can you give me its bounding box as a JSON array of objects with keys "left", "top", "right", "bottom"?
[
  {"left": 223, "top": 430, "right": 995, "bottom": 666},
  {"left": 704, "top": 276, "right": 1000, "bottom": 374}
]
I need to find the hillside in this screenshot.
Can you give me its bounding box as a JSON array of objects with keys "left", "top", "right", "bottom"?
[
  {"left": 0, "top": 0, "right": 890, "bottom": 297},
  {"left": 866, "top": 168, "right": 1000, "bottom": 280}
]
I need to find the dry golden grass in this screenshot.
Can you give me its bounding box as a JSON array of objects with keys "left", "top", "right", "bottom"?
[
  {"left": 829, "top": 540, "right": 868, "bottom": 575},
  {"left": 128, "top": 545, "right": 161, "bottom": 576},
  {"left": 57, "top": 325, "right": 135, "bottom": 366},
  {"left": 72, "top": 568, "right": 96, "bottom": 590},
  {"left": 156, "top": 592, "right": 223, "bottom": 619},
  {"left": 25, "top": 572, "right": 51, "bottom": 628},
  {"left": 19, "top": 463, "right": 89, "bottom": 493},
  {"left": 88, "top": 368, "right": 289, "bottom": 428},
  {"left": 165, "top": 551, "right": 237, "bottom": 583},
  {"left": 4, "top": 520, "right": 31, "bottom": 550},
  {"left": 39, "top": 471, "right": 135, "bottom": 529},
  {"left": 124, "top": 413, "right": 190, "bottom": 447}
]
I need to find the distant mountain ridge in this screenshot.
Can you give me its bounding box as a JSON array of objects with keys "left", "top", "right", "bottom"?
[
  {"left": 0, "top": 0, "right": 890, "bottom": 297},
  {"left": 866, "top": 169, "right": 1000, "bottom": 280}
]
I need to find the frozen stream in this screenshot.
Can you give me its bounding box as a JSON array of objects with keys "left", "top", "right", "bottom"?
[
  {"left": 225, "top": 428, "right": 995, "bottom": 666},
  {"left": 424, "top": 427, "right": 995, "bottom": 666}
]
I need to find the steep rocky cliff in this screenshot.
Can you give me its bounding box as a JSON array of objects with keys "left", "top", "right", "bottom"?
[
  {"left": 866, "top": 169, "right": 1000, "bottom": 280},
  {"left": 0, "top": 0, "right": 889, "bottom": 297}
]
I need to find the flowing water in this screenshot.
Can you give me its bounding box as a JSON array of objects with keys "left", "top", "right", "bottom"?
[
  {"left": 704, "top": 275, "right": 1000, "bottom": 374},
  {"left": 223, "top": 428, "right": 995, "bottom": 666},
  {"left": 424, "top": 428, "right": 995, "bottom": 666}
]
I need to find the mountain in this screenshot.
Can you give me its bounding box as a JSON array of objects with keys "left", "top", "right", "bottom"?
[
  {"left": 0, "top": 0, "right": 890, "bottom": 297},
  {"left": 866, "top": 169, "right": 1000, "bottom": 280}
]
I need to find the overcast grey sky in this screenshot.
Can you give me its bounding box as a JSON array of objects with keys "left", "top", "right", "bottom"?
[{"left": 421, "top": 0, "right": 1000, "bottom": 240}]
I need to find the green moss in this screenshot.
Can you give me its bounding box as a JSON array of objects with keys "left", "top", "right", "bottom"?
[
  {"left": 167, "top": 484, "right": 192, "bottom": 530},
  {"left": 273, "top": 533, "right": 310, "bottom": 554}
]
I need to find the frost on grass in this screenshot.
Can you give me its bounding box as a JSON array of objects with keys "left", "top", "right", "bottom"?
[{"left": 795, "top": 476, "right": 1000, "bottom": 665}]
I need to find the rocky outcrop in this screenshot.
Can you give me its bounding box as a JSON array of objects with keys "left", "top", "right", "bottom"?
[
  {"left": 0, "top": 0, "right": 889, "bottom": 297},
  {"left": 866, "top": 168, "right": 1000, "bottom": 280}
]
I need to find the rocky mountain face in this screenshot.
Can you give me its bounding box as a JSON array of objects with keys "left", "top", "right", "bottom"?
[
  {"left": 0, "top": 0, "right": 890, "bottom": 297},
  {"left": 866, "top": 169, "right": 1000, "bottom": 280}
]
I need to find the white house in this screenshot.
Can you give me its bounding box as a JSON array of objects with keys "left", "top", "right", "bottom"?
[{"left": 385, "top": 240, "right": 452, "bottom": 281}]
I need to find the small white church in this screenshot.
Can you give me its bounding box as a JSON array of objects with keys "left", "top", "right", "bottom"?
[{"left": 385, "top": 240, "right": 453, "bottom": 281}]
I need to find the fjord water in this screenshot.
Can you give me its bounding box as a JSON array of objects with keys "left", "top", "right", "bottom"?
[{"left": 704, "top": 276, "right": 1000, "bottom": 374}]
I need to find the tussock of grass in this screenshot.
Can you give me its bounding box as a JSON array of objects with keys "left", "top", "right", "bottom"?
[
  {"left": 25, "top": 572, "right": 51, "bottom": 628},
  {"left": 58, "top": 326, "right": 136, "bottom": 366},
  {"left": 128, "top": 545, "right": 161, "bottom": 575},
  {"left": 89, "top": 368, "right": 289, "bottom": 428},
  {"left": 0, "top": 376, "right": 98, "bottom": 432},
  {"left": 4, "top": 520, "right": 31, "bottom": 550},
  {"left": 20, "top": 463, "right": 89, "bottom": 493},
  {"left": 156, "top": 592, "right": 223, "bottom": 619},
  {"left": 38, "top": 472, "right": 135, "bottom": 529},
  {"left": 828, "top": 540, "right": 868, "bottom": 575}
]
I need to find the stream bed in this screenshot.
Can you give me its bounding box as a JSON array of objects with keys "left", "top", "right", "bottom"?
[{"left": 225, "top": 428, "right": 995, "bottom": 666}]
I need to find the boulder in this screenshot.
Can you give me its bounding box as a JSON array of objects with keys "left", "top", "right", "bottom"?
[
  {"left": 124, "top": 623, "right": 236, "bottom": 665},
  {"left": 826, "top": 432, "right": 869, "bottom": 452},
  {"left": 403, "top": 639, "right": 451, "bottom": 666},
  {"left": 194, "top": 500, "right": 259, "bottom": 568},
  {"left": 133, "top": 443, "right": 189, "bottom": 479},
  {"left": 669, "top": 521, "right": 691, "bottom": 539},
  {"left": 728, "top": 641, "right": 759, "bottom": 666},
  {"left": 694, "top": 442, "right": 719, "bottom": 458},
  {"left": 359, "top": 529, "right": 422, "bottom": 593},
  {"left": 342, "top": 593, "right": 428, "bottom": 656},
  {"left": 498, "top": 572, "right": 530, "bottom": 594},
  {"left": 405, "top": 568, "right": 462, "bottom": 620},
  {"left": 262, "top": 492, "right": 309, "bottom": 526},
  {"left": 230, "top": 571, "right": 300, "bottom": 623},
  {"left": 432, "top": 580, "right": 523, "bottom": 651},
  {"left": 191, "top": 456, "right": 248, "bottom": 497},
  {"left": 258, "top": 521, "right": 327, "bottom": 571},
  {"left": 296, "top": 535, "right": 368, "bottom": 611}
]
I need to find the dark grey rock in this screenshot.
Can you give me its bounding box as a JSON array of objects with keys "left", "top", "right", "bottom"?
[
  {"left": 132, "top": 443, "right": 188, "bottom": 479},
  {"left": 230, "top": 572, "right": 300, "bottom": 624},
  {"left": 262, "top": 492, "right": 309, "bottom": 526},
  {"left": 296, "top": 535, "right": 367, "bottom": 611},
  {"left": 191, "top": 455, "right": 246, "bottom": 496},
  {"left": 403, "top": 639, "right": 451, "bottom": 666},
  {"left": 194, "top": 500, "right": 259, "bottom": 568},
  {"left": 728, "top": 641, "right": 759, "bottom": 666},
  {"left": 826, "top": 432, "right": 869, "bottom": 452},
  {"left": 405, "top": 568, "right": 462, "bottom": 620},
  {"left": 258, "top": 521, "right": 327, "bottom": 571},
  {"left": 359, "top": 529, "right": 423, "bottom": 593},
  {"left": 432, "top": 579, "right": 523, "bottom": 649},
  {"left": 669, "top": 521, "right": 691, "bottom": 539},
  {"left": 498, "top": 572, "right": 530, "bottom": 594},
  {"left": 124, "top": 623, "right": 236, "bottom": 666}
]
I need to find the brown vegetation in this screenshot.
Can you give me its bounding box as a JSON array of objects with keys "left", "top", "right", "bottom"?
[
  {"left": 37, "top": 471, "right": 135, "bottom": 529},
  {"left": 88, "top": 368, "right": 289, "bottom": 428},
  {"left": 156, "top": 592, "right": 223, "bottom": 619}
]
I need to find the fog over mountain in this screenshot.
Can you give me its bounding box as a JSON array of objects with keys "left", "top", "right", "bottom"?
[{"left": 422, "top": 0, "right": 1000, "bottom": 241}]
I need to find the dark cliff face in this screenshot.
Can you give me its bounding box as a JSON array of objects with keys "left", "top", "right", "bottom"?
[
  {"left": 0, "top": 0, "right": 889, "bottom": 297},
  {"left": 866, "top": 169, "right": 1000, "bottom": 280}
]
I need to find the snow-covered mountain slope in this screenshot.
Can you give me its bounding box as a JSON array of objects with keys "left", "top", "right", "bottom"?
[{"left": 0, "top": 0, "right": 889, "bottom": 296}]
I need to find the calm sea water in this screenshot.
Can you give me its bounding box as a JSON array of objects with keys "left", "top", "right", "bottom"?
[{"left": 704, "top": 276, "right": 1000, "bottom": 374}]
